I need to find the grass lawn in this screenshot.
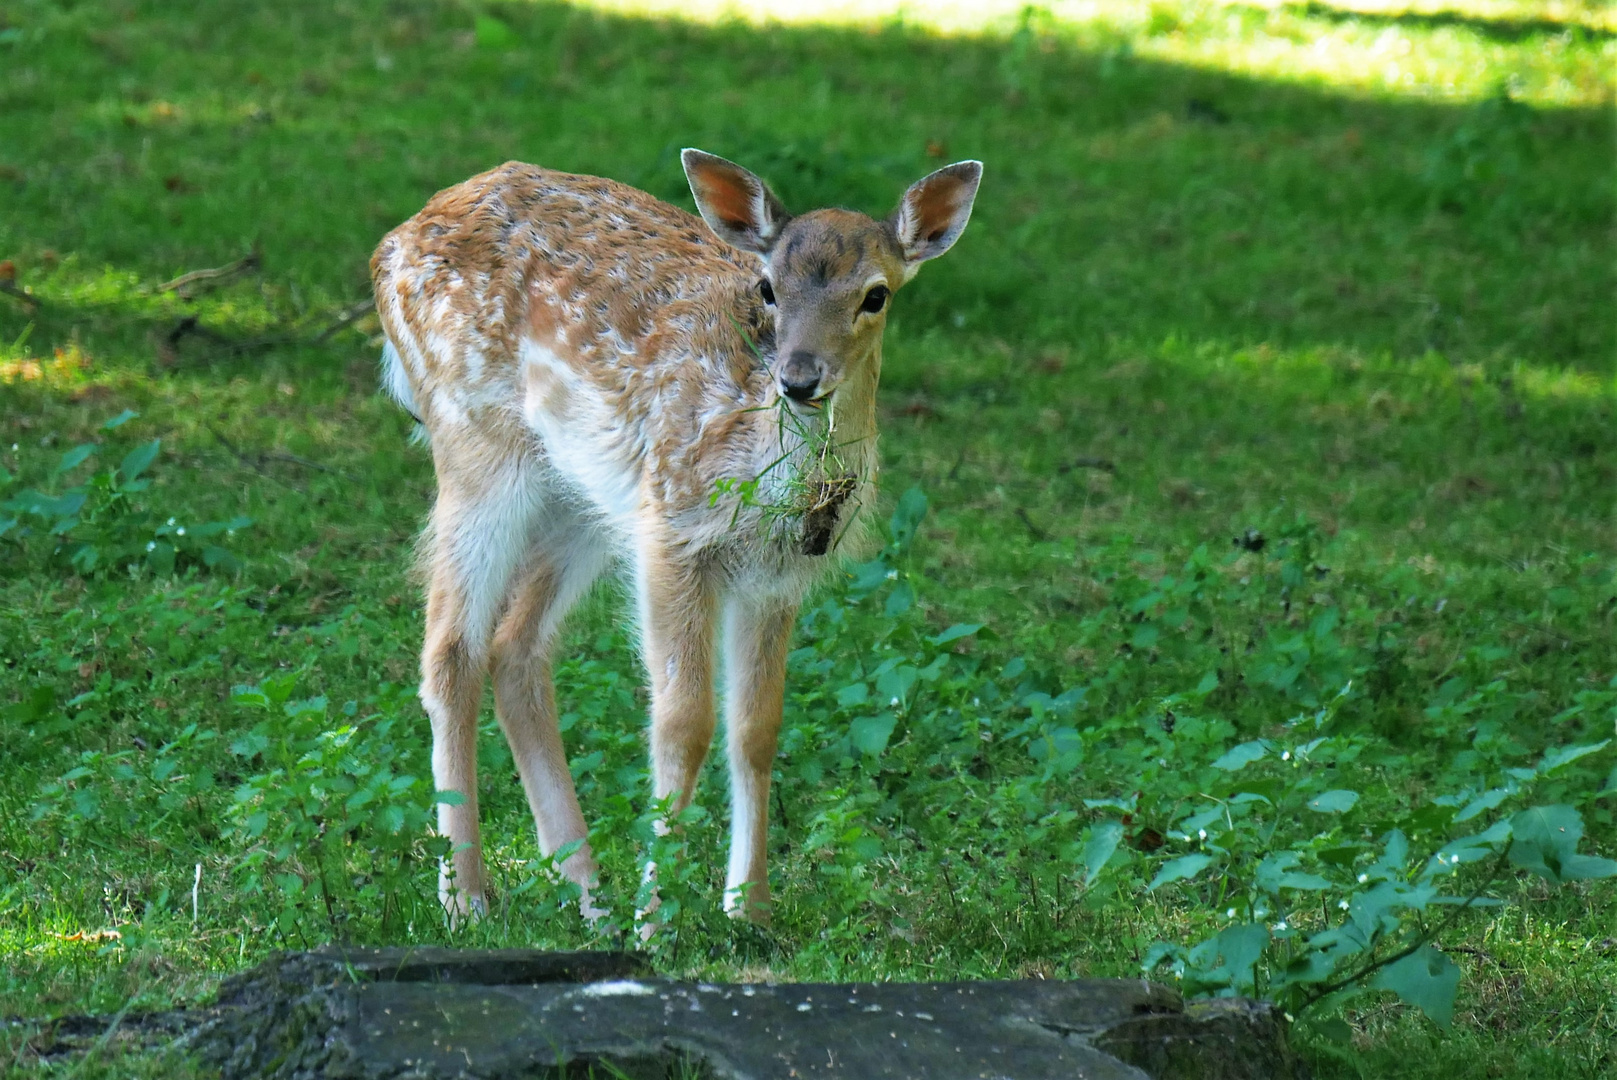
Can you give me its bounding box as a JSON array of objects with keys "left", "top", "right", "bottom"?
[{"left": 1, "top": 1, "right": 1614, "bottom": 1076}]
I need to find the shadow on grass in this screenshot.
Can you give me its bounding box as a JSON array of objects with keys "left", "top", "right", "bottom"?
[
  {"left": 1273, "top": 0, "right": 1616, "bottom": 43},
  {"left": 0, "top": 0, "right": 1610, "bottom": 377}
]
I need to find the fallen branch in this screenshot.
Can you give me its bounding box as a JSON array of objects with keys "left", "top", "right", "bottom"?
[
  {"left": 312, "top": 299, "right": 376, "bottom": 343},
  {"left": 0, "top": 278, "right": 40, "bottom": 310},
  {"left": 260, "top": 451, "right": 353, "bottom": 478},
  {"left": 157, "top": 249, "right": 261, "bottom": 299},
  {"left": 1015, "top": 506, "right": 1050, "bottom": 542},
  {"left": 206, "top": 424, "right": 297, "bottom": 489},
  {"left": 163, "top": 297, "right": 374, "bottom": 366},
  {"left": 1059, "top": 455, "right": 1116, "bottom": 474},
  {"left": 205, "top": 424, "right": 359, "bottom": 486}
]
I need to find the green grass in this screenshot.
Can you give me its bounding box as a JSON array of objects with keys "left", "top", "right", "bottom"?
[{"left": 1, "top": 1, "right": 1614, "bottom": 1077}]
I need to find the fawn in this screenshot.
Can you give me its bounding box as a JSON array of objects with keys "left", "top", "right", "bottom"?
[{"left": 371, "top": 149, "right": 981, "bottom": 924}]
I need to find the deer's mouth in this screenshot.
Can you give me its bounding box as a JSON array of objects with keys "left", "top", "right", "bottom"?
[
  {"left": 782, "top": 393, "right": 828, "bottom": 416},
  {"left": 787, "top": 385, "right": 836, "bottom": 413}
]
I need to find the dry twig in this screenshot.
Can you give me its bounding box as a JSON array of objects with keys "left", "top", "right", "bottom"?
[
  {"left": 205, "top": 424, "right": 359, "bottom": 486},
  {"left": 1015, "top": 506, "right": 1050, "bottom": 542},
  {"left": 0, "top": 278, "right": 40, "bottom": 310},
  {"left": 157, "top": 249, "right": 261, "bottom": 298},
  {"left": 312, "top": 299, "right": 375, "bottom": 343},
  {"left": 162, "top": 298, "right": 374, "bottom": 367}
]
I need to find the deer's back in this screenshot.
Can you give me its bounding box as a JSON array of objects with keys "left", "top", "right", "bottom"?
[{"left": 372, "top": 162, "right": 774, "bottom": 450}]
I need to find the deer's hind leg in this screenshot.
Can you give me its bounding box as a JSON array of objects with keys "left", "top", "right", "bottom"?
[
  {"left": 420, "top": 450, "right": 543, "bottom": 919},
  {"left": 490, "top": 519, "right": 611, "bottom": 918}
]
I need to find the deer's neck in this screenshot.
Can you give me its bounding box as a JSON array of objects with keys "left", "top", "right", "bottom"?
[{"left": 823, "top": 342, "right": 882, "bottom": 480}]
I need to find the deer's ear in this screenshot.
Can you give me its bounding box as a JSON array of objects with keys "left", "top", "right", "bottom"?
[
  {"left": 892, "top": 160, "right": 982, "bottom": 267},
  {"left": 681, "top": 149, "right": 790, "bottom": 255}
]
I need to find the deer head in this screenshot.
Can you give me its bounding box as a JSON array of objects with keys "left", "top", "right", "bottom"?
[{"left": 682, "top": 149, "right": 982, "bottom": 411}]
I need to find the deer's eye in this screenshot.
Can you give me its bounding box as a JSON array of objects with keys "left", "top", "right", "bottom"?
[
  {"left": 860, "top": 285, "right": 890, "bottom": 314},
  {"left": 758, "top": 279, "right": 776, "bottom": 305}
]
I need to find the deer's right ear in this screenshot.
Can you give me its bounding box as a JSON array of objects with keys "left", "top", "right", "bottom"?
[{"left": 682, "top": 149, "right": 790, "bottom": 256}]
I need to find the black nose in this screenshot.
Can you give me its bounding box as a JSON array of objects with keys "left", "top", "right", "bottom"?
[
  {"left": 780, "top": 350, "right": 821, "bottom": 402},
  {"left": 782, "top": 376, "right": 819, "bottom": 402}
]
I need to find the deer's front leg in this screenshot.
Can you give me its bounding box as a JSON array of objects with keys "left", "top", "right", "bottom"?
[
  {"left": 638, "top": 540, "right": 719, "bottom": 822},
  {"left": 634, "top": 540, "right": 719, "bottom": 934},
  {"left": 722, "top": 595, "right": 798, "bottom": 923}
]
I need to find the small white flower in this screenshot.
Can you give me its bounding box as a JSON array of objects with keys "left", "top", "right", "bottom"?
[
  {"left": 167, "top": 517, "right": 176, "bottom": 526},
  {"left": 1272, "top": 920, "right": 1288, "bottom": 932},
  {"left": 146, "top": 541, "right": 156, "bottom": 551},
  {"left": 175, "top": 526, "right": 185, "bottom": 536},
  {"left": 889, "top": 697, "right": 899, "bottom": 706},
  {"left": 972, "top": 697, "right": 980, "bottom": 706},
  {"left": 1226, "top": 907, "right": 1237, "bottom": 918},
  {"left": 885, "top": 569, "right": 897, "bottom": 581},
  {"left": 9, "top": 443, "right": 17, "bottom": 451},
  {"left": 1357, "top": 873, "right": 1369, "bottom": 883},
  {"left": 1338, "top": 899, "right": 1350, "bottom": 910},
  {"left": 1197, "top": 828, "right": 1207, "bottom": 840},
  {"left": 1281, "top": 750, "right": 1291, "bottom": 761}
]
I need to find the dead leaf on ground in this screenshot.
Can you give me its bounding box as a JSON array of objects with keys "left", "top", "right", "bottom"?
[
  {"left": 1165, "top": 478, "right": 1204, "bottom": 505},
  {"left": 898, "top": 398, "right": 937, "bottom": 419},
  {"left": 51, "top": 928, "right": 122, "bottom": 944},
  {"left": 68, "top": 384, "right": 114, "bottom": 404},
  {"left": 1129, "top": 826, "right": 1166, "bottom": 853}
]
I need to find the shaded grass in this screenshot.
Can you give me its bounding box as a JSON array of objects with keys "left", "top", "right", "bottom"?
[{"left": 1, "top": 1, "right": 1614, "bottom": 1077}]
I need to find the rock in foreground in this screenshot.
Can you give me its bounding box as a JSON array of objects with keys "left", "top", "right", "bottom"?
[{"left": 192, "top": 948, "right": 1305, "bottom": 1080}]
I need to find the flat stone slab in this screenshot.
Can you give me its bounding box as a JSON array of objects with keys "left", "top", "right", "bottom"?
[{"left": 189, "top": 948, "right": 1304, "bottom": 1080}]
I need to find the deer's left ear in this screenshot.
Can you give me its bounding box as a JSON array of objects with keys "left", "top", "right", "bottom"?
[
  {"left": 892, "top": 160, "right": 983, "bottom": 267},
  {"left": 682, "top": 149, "right": 790, "bottom": 255}
]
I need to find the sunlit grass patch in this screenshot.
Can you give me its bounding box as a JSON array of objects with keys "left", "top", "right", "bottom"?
[
  {"left": 1292, "top": 0, "right": 1614, "bottom": 31},
  {"left": 0, "top": 338, "right": 92, "bottom": 389},
  {"left": 1157, "top": 338, "right": 1614, "bottom": 404},
  {"left": 1119, "top": 1, "right": 1615, "bottom": 106},
  {"left": 567, "top": 0, "right": 1615, "bottom": 105}
]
